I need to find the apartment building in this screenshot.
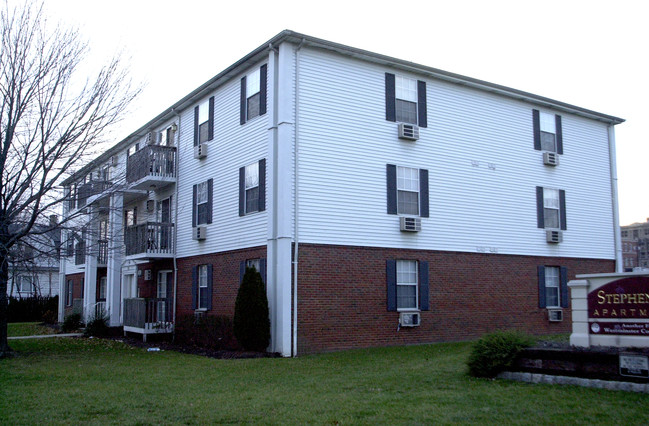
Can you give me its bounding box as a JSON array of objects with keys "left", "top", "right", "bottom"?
[
  {"left": 59, "top": 31, "right": 624, "bottom": 356},
  {"left": 621, "top": 219, "right": 649, "bottom": 270}
]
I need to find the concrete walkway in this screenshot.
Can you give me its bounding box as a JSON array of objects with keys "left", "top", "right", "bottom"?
[{"left": 8, "top": 333, "right": 83, "bottom": 340}]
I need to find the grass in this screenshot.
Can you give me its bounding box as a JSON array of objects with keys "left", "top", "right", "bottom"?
[
  {"left": 1, "top": 337, "right": 648, "bottom": 424},
  {"left": 7, "top": 322, "right": 58, "bottom": 337}
]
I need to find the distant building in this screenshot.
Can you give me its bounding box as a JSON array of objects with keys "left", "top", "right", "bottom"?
[{"left": 621, "top": 219, "right": 649, "bottom": 270}]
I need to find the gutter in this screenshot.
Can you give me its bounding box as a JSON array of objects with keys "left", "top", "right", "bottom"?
[
  {"left": 608, "top": 125, "right": 623, "bottom": 272},
  {"left": 171, "top": 109, "right": 181, "bottom": 337}
]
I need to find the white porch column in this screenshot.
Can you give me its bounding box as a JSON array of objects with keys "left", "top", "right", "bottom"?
[
  {"left": 569, "top": 279, "right": 590, "bottom": 347},
  {"left": 266, "top": 43, "right": 295, "bottom": 357},
  {"left": 83, "top": 215, "right": 97, "bottom": 323},
  {"left": 106, "top": 192, "right": 124, "bottom": 326}
]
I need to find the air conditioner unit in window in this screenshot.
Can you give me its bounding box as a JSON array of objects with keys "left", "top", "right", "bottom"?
[
  {"left": 194, "top": 143, "right": 208, "bottom": 159},
  {"left": 192, "top": 226, "right": 206, "bottom": 241},
  {"left": 399, "top": 311, "right": 421, "bottom": 327},
  {"left": 548, "top": 309, "right": 563, "bottom": 322},
  {"left": 546, "top": 230, "right": 563, "bottom": 243},
  {"left": 398, "top": 123, "right": 420, "bottom": 141},
  {"left": 146, "top": 131, "right": 157, "bottom": 145},
  {"left": 400, "top": 217, "right": 421, "bottom": 232},
  {"left": 543, "top": 151, "right": 560, "bottom": 166}
]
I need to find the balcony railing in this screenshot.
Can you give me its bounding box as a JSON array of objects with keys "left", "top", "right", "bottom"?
[
  {"left": 123, "top": 298, "right": 173, "bottom": 330},
  {"left": 74, "top": 242, "right": 85, "bottom": 265},
  {"left": 97, "top": 240, "right": 108, "bottom": 266},
  {"left": 77, "top": 180, "right": 112, "bottom": 207},
  {"left": 124, "top": 222, "right": 174, "bottom": 258},
  {"left": 126, "top": 145, "right": 176, "bottom": 186}
]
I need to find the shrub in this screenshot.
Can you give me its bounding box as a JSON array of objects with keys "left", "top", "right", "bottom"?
[
  {"left": 233, "top": 266, "right": 270, "bottom": 352},
  {"left": 174, "top": 314, "right": 239, "bottom": 351},
  {"left": 84, "top": 314, "right": 109, "bottom": 337},
  {"left": 42, "top": 309, "right": 58, "bottom": 325},
  {"left": 467, "top": 330, "right": 535, "bottom": 378},
  {"left": 61, "top": 313, "right": 83, "bottom": 333}
]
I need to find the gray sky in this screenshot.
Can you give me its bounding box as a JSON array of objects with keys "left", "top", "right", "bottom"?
[{"left": 35, "top": 0, "right": 649, "bottom": 225}]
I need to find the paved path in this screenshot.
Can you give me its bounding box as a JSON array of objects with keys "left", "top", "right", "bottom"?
[{"left": 8, "top": 333, "right": 83, "bottom": 340}]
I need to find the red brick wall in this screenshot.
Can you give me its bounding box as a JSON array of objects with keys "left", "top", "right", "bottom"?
[
  {"left": 134, "top": 260, "right": 174, "bottom": 298},
  {"left": 176, "top": 247, "right": 266, "bottom": 318},
  {"left": 296, "top": 244, "right": 615, "bottom": 354}
]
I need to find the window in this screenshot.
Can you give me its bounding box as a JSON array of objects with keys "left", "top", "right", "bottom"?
[
  {"left": 239, "top": 160, "right": 266, "bottom": 216},
  {"left": 125, "top": 207, "right": 137, "bottom": 227},
  {"left": 240, "top": 65, "right": 267, "bottom": 124},
  {"left": 386, "top": 259, "right": 429, "bottom": 312},
  {"left": 98, "top": 276, "right": 107, "bottom": 300},
  {"left": 194, "top": 98, "right": 214, "bottom": 146},
  {"left": 127, "top": 143, "right": 139, "bottom": 157},
  {"left": 622, "top": 230, "right": 629, "bottom": 238},
  {"left": 533, "top": 109, "right": 563, "bottom": 154},
  {"left": 385, "top": 73, "right": 427, "bottom": 127},
  {"left": 192, "top": 179, "right": 213, "bottom": 227},
  {"left": 17, "top": 276, "right": 34, "bottom": 294},
  {"left": 240, "top": 258, "right": 267, "bottom": 285},
  {"left": 160, "top": 125, "right": 175, "bottom": 147},
  {"left": 536, "top": 187, "right": 566, "bottom": 230},
  {"left": 66, "top": 280, "right": 73, "bottom": 306},
  {"left": 192, "top": 264, "right": 212, "bottom": 310},
  {"left": 538, "top": 266, "right": 568, "bottom": 308},
  {"left": 633, "top": 230, "right": 639, "bottom": 239},
  {"left": 386, "top": 164, "right": 429, "bottom": 217}
]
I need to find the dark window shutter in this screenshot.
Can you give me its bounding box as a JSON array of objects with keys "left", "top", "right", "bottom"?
[
  {"left": 238, "top": 167, "right": 245, "bottom": 216},
  {"left": 386, "top": 164, "right": 397, "bottom": 215},
  {"left": 419, "top": 261, "right": 429, "bottom": 311},
  {"left": 537, "top": 265, "right": 546, "bottom": 308},
  {"left": 240, "top": 76, "right": 247, "bottom": 125},
  {"left": 208, "top": 96, "right": 215, "bottom": 141},
  {"left": 559, "top": 190, "right": 567, "bottom": 230},
  {"left": 239, "top": 261, "right": 245, "bottom": 284},
  {"left": 560, "top": 266, "right": 569, "bottom": 308},
  {"left": 258, "top": 159, "right": 266, "bottom": 212},
  {"left": 207, "top": 179, "right": 213, "bottom": 224},
  {"left": 385, "top": 73, "right": 396, "bottom": 122},
  {"left": 206, "top": 264, "right": 213, "bottom": 310},
  {"left": 533, "top": 109, "right": 541, "bottom": 151},
  {"left": 555, "top": 115, "right": 563, "bottom": 155},
  {"left": 194, "top": 106, "right": 199, "bottom": 147},
  {"left": 259, "top": 64, "right": 267, "bottom": 116},
  {"left": 417, "top": 80, "right": 427, "bottom": 128},
  {"left": 192, "top": 184, "right": 197, "bottom": 227},
  {"left": 191, "top": 266, "right": 198, "bottom": 310},
  {"left": 536, "top": 186, "right": 544, "bottom": 228},
  {"left": 419, "top": 168, "right": 429, "bottom": 218},
  {"left": 260, "top": 258, "right": 267, "bottom": 285},
  {"left": 386, "top": 260, "right": 397, "bottom": 311}
]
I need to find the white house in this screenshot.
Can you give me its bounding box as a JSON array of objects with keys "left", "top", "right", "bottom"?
[{"left": 59, "top": 31, "right": 624, "bottom": 356}]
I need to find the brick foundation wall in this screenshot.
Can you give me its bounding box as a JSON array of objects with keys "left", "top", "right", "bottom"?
[
  {"left": 176, "top": 247, "right": 266, "bottom": 318},
  {"left": 296, "top": 244, "right": 615, "bottom": 354}
]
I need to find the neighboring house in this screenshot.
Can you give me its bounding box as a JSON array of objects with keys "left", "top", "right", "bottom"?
[
  {"left": 59, "top": 31, "right": 624, "bottom": 356},
  {"left": 8, "top": 217, "right": 61, "bottom": 298},
  {"left": 621, "top": 219, "right": 649, "bottom": 270}
]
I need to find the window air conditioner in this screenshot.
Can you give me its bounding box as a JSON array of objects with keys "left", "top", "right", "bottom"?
[
  {"left": 399, "top": 311, "right": 421, "bottom": 327},
  {"left": 398, "top": 123, "right": 420, "bottom": 141},
  {"left": 193, "top": 226, "right": 206, "bottom": 241},
  {"left": 548, "top": 309, "right": 563, "bottom": 322},
  {"left": 400, "top": 217, "right": 421, "bottom": 232},
  {"left": 543, "top": 151, "right": 559, "bottom": 166},
  {"left": 146, "top": 131, "right": 157, "bottom": 145},
  {"left": 194, "top": 143, "right": 208, "bottom": 159},
  {"left": 546, "top": 230, "right": 563, "bottom": 243}
]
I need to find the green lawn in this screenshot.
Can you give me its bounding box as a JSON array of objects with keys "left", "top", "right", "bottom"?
[
  {"left": 7, "top": 322, "right": 58, "bottom": 337},
  {"left": 1, "top": 337, "right": 648, "bottom": 424}
]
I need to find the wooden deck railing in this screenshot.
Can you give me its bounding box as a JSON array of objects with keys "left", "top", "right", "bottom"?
[
  {"left": 124, "top": 222, "right": 174, "bottom": 257},
  {"left": 126, "top": 145, "right": 176, "bottom": 184},
  {"left": 123, "top": 298, "right": 172, "bottom": 329}
]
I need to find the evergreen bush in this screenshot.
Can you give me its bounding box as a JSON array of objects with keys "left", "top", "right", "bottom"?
[
  {"left": 174, "top": 314, "right": 239, "bottom": 351},
  {"left": 467, "top": 330, "right": 535, "bottom": 378},
  {"left": 61, "top": 313, "right": 83, "bottom": 333},
  {"left": 233, "top": 266, "right": 270, "bottom": 352},
  {"left": 84, "top": 313, "right": 109, "bottom": 337}
]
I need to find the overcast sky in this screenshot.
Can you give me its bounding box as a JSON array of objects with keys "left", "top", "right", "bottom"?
[{"left": 29, "top": 0, "right": 649, "bottom": 225}]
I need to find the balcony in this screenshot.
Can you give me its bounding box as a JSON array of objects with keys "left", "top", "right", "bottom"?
[
  {"left": 124, "top": 222, "right": 174, "bottom": 260},
  {"left": 123, "top": 298, "right": 173, "bottom": 341},
  {"left": 77, "top": 180, "right": 113, "bottom": 208},
  {"left": 126, "top": 145, "right": 176, "bottom": 191}
]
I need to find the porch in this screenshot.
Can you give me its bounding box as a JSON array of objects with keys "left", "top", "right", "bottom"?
[
  {"left": 126, "top": 145, "right": 176, "bottom": 191},
  {"left": 123, "top": 297, "right": 173, "bottom": 341}
]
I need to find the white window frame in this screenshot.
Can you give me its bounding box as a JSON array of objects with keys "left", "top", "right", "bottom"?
[
  {"left": 198, "top": 265, "right": 208, "bottom": 310},
  {"left": 18, "top": 275, "right": 34, "bottom": 294},
  {"left": 196, "top": 181, "right": 209, "bottom": 225},
  {"left": 397, "top": 166, "right": 420, "bottom": 216},
  {"left": 245, "top": 162, "right": 260, "bottom": 214},
  {"left": 543, "top": 188, "right": 560, "bottom": 229},
  {"left": 98, "top": 276, "right": 107, "bottom": 300},
  {"left": 539, "top": 111, "right": 557, "bottom": 152},
  {"left": 396, "top": 260, "right": 418, "bottom": 311},
  {"left": 198, "top": 100, "right": 210, "bottom": 144},
  {"left": 544, "top": 266, "right": 560, "bottom": 308},
  {"left": 395, "top": 75, "right": 418, "bottom": 124},
  {"left": 246, "top": 68, "right": 261, "bottom": 120},
  {"left": 246, "top": 258, "right": 261, "bottom": 273}
]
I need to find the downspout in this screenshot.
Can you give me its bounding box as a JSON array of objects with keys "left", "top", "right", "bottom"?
[
  {"left": 171, "top": 108, "right": 181, "bottom": 337},
  {"left": 292, "top": 38, "right": 305, "bottom": 357},
  {"left": 608, "top": 125, "right": 622, "bottom": 272}
]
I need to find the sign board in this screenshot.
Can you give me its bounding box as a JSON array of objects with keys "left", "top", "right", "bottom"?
[
  {"left": 587, "top": 277, "right": 649, "bottom": 336},
  {"left": 619, "top": 354, "right": 649, "bottom": 378}
]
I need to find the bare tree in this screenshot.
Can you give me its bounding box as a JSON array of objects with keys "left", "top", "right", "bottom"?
[{"left": 0, "top": 1, "right": 139, "bottom": 357}]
